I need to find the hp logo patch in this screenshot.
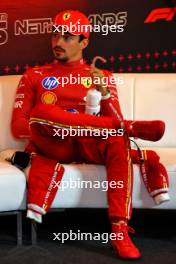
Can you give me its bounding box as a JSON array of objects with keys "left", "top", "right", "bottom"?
[{"left": 42, "top": 77, "right": 59, "bottom": 90}]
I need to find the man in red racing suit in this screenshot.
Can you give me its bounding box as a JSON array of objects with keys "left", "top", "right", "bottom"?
[{"left": 11, "top": 10, "right": 169, "bottom": 260}]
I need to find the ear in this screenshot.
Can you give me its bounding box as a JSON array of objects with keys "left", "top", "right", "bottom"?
[{"left": 80, "top": 38, "right": 89, "bottom": 50}]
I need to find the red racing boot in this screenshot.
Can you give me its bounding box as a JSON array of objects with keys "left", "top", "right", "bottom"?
[
  {"left": 126, "top": 120, "right": 165, "bottom": 141},
  {"left": 111, "top": 222, "right": 141, "bottom": 259}
]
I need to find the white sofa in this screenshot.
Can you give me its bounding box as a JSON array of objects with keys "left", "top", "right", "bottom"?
[{"left": 0, "top": 73, "right": 176, "bottom": 218}]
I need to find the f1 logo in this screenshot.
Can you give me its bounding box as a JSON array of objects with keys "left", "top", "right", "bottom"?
[
  {"left": 144, "top": 7, "right": 176, "bottom": 23},
  {"left": 0, "top": 13, "right": 8, "bottom": 45}
]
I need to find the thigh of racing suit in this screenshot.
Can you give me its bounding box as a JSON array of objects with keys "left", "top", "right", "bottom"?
[
  {"left": 28, "top": 127, "right": 79, "bottom": 163},
  {"left": 76, "top": 136, "right": 133, "bottom": 221}
]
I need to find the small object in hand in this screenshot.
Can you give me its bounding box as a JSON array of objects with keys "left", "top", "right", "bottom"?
[
  {"left": 85, "top": 89, "right": 101, "bottom": 116},
  {"left": 10, "top": 151, "right": 30, "bottom": 170}
]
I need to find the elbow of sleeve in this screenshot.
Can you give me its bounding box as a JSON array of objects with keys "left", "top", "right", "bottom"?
[
  {"left": 11, "top": 119, "right": 30, "bottom": 139},
  {"left": 11, "top": 121, "right": 21, "bottom": 139}
]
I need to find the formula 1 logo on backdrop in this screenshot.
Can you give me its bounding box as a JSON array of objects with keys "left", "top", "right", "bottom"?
[
  {"left": 0, "top": 13, "right": 8, "bottom": 45},
  {"left": 145, "top": 7, "right": 176, "bottom": 23}
]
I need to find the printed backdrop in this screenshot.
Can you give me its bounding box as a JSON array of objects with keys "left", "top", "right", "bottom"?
[{"left": 0, "top": 0, "right": 175, "bottom": 75}]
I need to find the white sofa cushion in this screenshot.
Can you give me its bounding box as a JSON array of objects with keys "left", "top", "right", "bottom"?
[{"left": 0, "top": 161, "right": 26, "bottom": 211}]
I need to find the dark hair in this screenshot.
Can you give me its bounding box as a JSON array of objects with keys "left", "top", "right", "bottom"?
[{"left": 79, "top": 35, "right": 86, "bottom": 42}]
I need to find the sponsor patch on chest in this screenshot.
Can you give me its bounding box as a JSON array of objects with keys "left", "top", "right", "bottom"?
[
  {"left": 42, "top": 76, "right": 59, "bottom": 90},
  {"left": 41, "top": 91, "right": 57, "bottom": 104}
]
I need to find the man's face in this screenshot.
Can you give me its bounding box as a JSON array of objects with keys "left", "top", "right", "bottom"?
[{"left": 51, "top": 31, "right": 88, "bottom": 62}]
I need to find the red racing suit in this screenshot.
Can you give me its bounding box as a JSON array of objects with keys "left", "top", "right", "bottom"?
[{"left": 11, "top": 59, "right": 169, "bottom": 222}]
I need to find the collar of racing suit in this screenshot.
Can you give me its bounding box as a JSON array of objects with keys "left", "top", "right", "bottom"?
[{"left": 53, "top": 58, "right": 85, "bottom": 69}]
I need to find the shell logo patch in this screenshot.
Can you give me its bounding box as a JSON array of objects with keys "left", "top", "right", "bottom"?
[
  {"left": 63, "top": 13, "right": 71, "bottom": 21},
  {"left": 82, "top": 77, "right": 92, "bottom": 88},
  {"left": 41, "top": 91, "right": 57, "bottom": 105}
]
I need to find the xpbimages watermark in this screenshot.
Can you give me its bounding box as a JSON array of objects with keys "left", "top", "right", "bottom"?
[
  {"left": 53, "top": 179, "right": 124, "bottom": 192},
  {"left": 53, "top": 230, "right": 124, "bottom": 244},
  {"left": 53, "top": 127, "right": 124, "bottom": 140},
  {"left": 42, "top": 74, "right": 124, "bottom": 88},
  {"left": 53, "top": 23, "right": 124, "bottom": 36}
]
